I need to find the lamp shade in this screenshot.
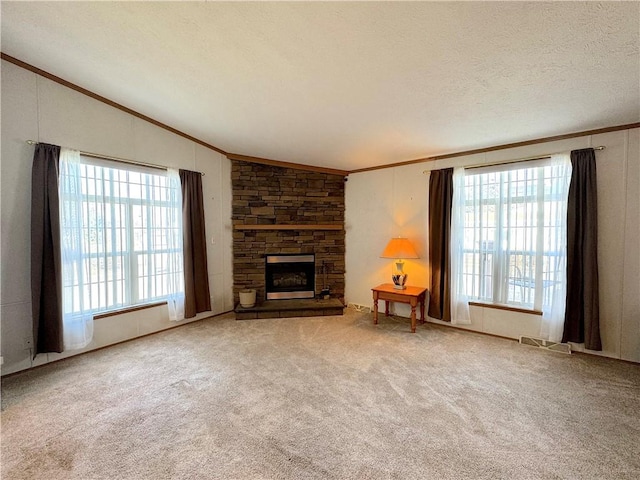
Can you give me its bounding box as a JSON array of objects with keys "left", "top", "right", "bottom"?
[{"left": 380, "top": 237, "right": 419, "bottom": 259}]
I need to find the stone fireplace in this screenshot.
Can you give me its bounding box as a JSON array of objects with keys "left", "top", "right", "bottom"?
[{"left": 231, "top": 161, "right": 345, "bottom": 306}]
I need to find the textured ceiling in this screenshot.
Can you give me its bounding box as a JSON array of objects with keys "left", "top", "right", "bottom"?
[{"left": 2, "top": 1, "right": 638, "bottom": 171}]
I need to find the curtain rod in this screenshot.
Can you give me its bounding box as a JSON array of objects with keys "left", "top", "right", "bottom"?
[
  {"left": 25, "top": 140, "right": 204, "bottom": 176},
  {"left": 422, "top": 146, "right": 605, "bottom": 174}
]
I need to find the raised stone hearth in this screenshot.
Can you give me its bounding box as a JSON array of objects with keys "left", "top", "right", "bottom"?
[{"left": 235, "top": 298, "right": 344, "bottom": 320}]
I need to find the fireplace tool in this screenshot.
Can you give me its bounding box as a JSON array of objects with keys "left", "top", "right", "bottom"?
[{"left": 320, "top": 261, "right": 331, "bottom": 300}]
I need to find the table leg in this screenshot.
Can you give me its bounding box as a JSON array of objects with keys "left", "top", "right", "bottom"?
[
  {"left": 419, "top": 294, "right": 426, "bottom": 324},
  {"left": 385, "top": 300, "right": 390, "bottom": 317},
  {"left": 373, "top": 292, "right": 379, "bottom": 325},
  {"left": 410, "top": 300, "right": 417, "bottom": 333}
]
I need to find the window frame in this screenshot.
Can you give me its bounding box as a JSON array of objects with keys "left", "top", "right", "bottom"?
[
  {"left": 60, "top": 155, "right": 183, "bottom": 317},
  {"left": 457, "top": 158, "right": 567, "bottom": 312}
]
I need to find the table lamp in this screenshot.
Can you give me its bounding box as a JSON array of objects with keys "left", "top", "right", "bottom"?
[{"left": 380, "top": 237, "right": 419, "bottom": 289}]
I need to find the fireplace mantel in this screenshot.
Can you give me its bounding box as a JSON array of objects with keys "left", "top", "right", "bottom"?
[{"left": 234, "top": 224, "right": 343, "bottom": 231}]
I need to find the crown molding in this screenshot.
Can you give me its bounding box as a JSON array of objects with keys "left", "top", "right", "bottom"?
[{"left": 349, "top": 122, "right": 640, "bottom": 173}]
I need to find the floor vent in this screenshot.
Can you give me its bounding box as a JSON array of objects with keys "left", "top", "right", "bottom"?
[
  {"left": 348, "top": 303, "right": 371, "bottom": 313},
  {"left": 519, "top": 336, "right": 571, "bottom": 354}
]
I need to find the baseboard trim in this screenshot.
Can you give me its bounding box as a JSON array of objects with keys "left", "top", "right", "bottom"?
[{"left": 0, "top": 310, "right": 234, "bottom": 378}]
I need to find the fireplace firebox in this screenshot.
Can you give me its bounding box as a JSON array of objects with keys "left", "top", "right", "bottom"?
[{"left": 265, "top": 254, "right": 315, "bottom": 300}]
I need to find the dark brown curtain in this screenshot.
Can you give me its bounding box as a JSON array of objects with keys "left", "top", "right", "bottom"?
[
  {"left": 562, "top": 148, "right": 602, "bottom": 350},
  {"left": 31, "top": 143, "right": 64, "bottom": 355},
  {"left": 428, "top": 168, "right": 454, "bottom": 321},
  {"left": 179, "top": 169, "right": 211, "bottom": 318}
]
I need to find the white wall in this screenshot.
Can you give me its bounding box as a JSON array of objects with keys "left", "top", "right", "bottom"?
[
  {"left": 346, "top": 128, "right": 640, "bottom": 363},
  {"left": 0, "top": 60, "right": 234, "bottom": 375}
]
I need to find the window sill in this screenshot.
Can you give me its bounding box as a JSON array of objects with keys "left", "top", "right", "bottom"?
[
  {"left": 94, "top": 301, "right": 167, "bottom": 320},
  {"left": 468, "top": 301, "right": 542, "bottom": 316}
]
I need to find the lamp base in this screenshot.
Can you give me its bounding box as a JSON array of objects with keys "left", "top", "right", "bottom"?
[{"left": 392, "top": 273, "right": 407, "bottom": 290}]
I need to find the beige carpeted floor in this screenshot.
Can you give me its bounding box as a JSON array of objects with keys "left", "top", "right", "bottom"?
[{"left": 1, "top": 308, "right": 639, "bottom": 480}]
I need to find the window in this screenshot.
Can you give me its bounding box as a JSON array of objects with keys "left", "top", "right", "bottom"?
[
  {"left": 456, "top": 158, "right": 570, "bottom": 311},
  {"left": 59, "top": 156, "right": 183, "bottom": 316}
]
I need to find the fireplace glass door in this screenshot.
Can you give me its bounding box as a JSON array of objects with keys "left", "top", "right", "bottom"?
[{"left": 265, "top": 254, "right": 315, "bottom": 300}]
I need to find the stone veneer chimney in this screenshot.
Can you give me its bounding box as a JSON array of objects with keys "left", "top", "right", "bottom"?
[{"left": 231, "top": 161, "right": 346, "bottom": 305}]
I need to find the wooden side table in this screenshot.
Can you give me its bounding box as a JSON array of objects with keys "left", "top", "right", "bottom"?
[{"left": 372, "top": 284, "right": 428, "bottom": 333}]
